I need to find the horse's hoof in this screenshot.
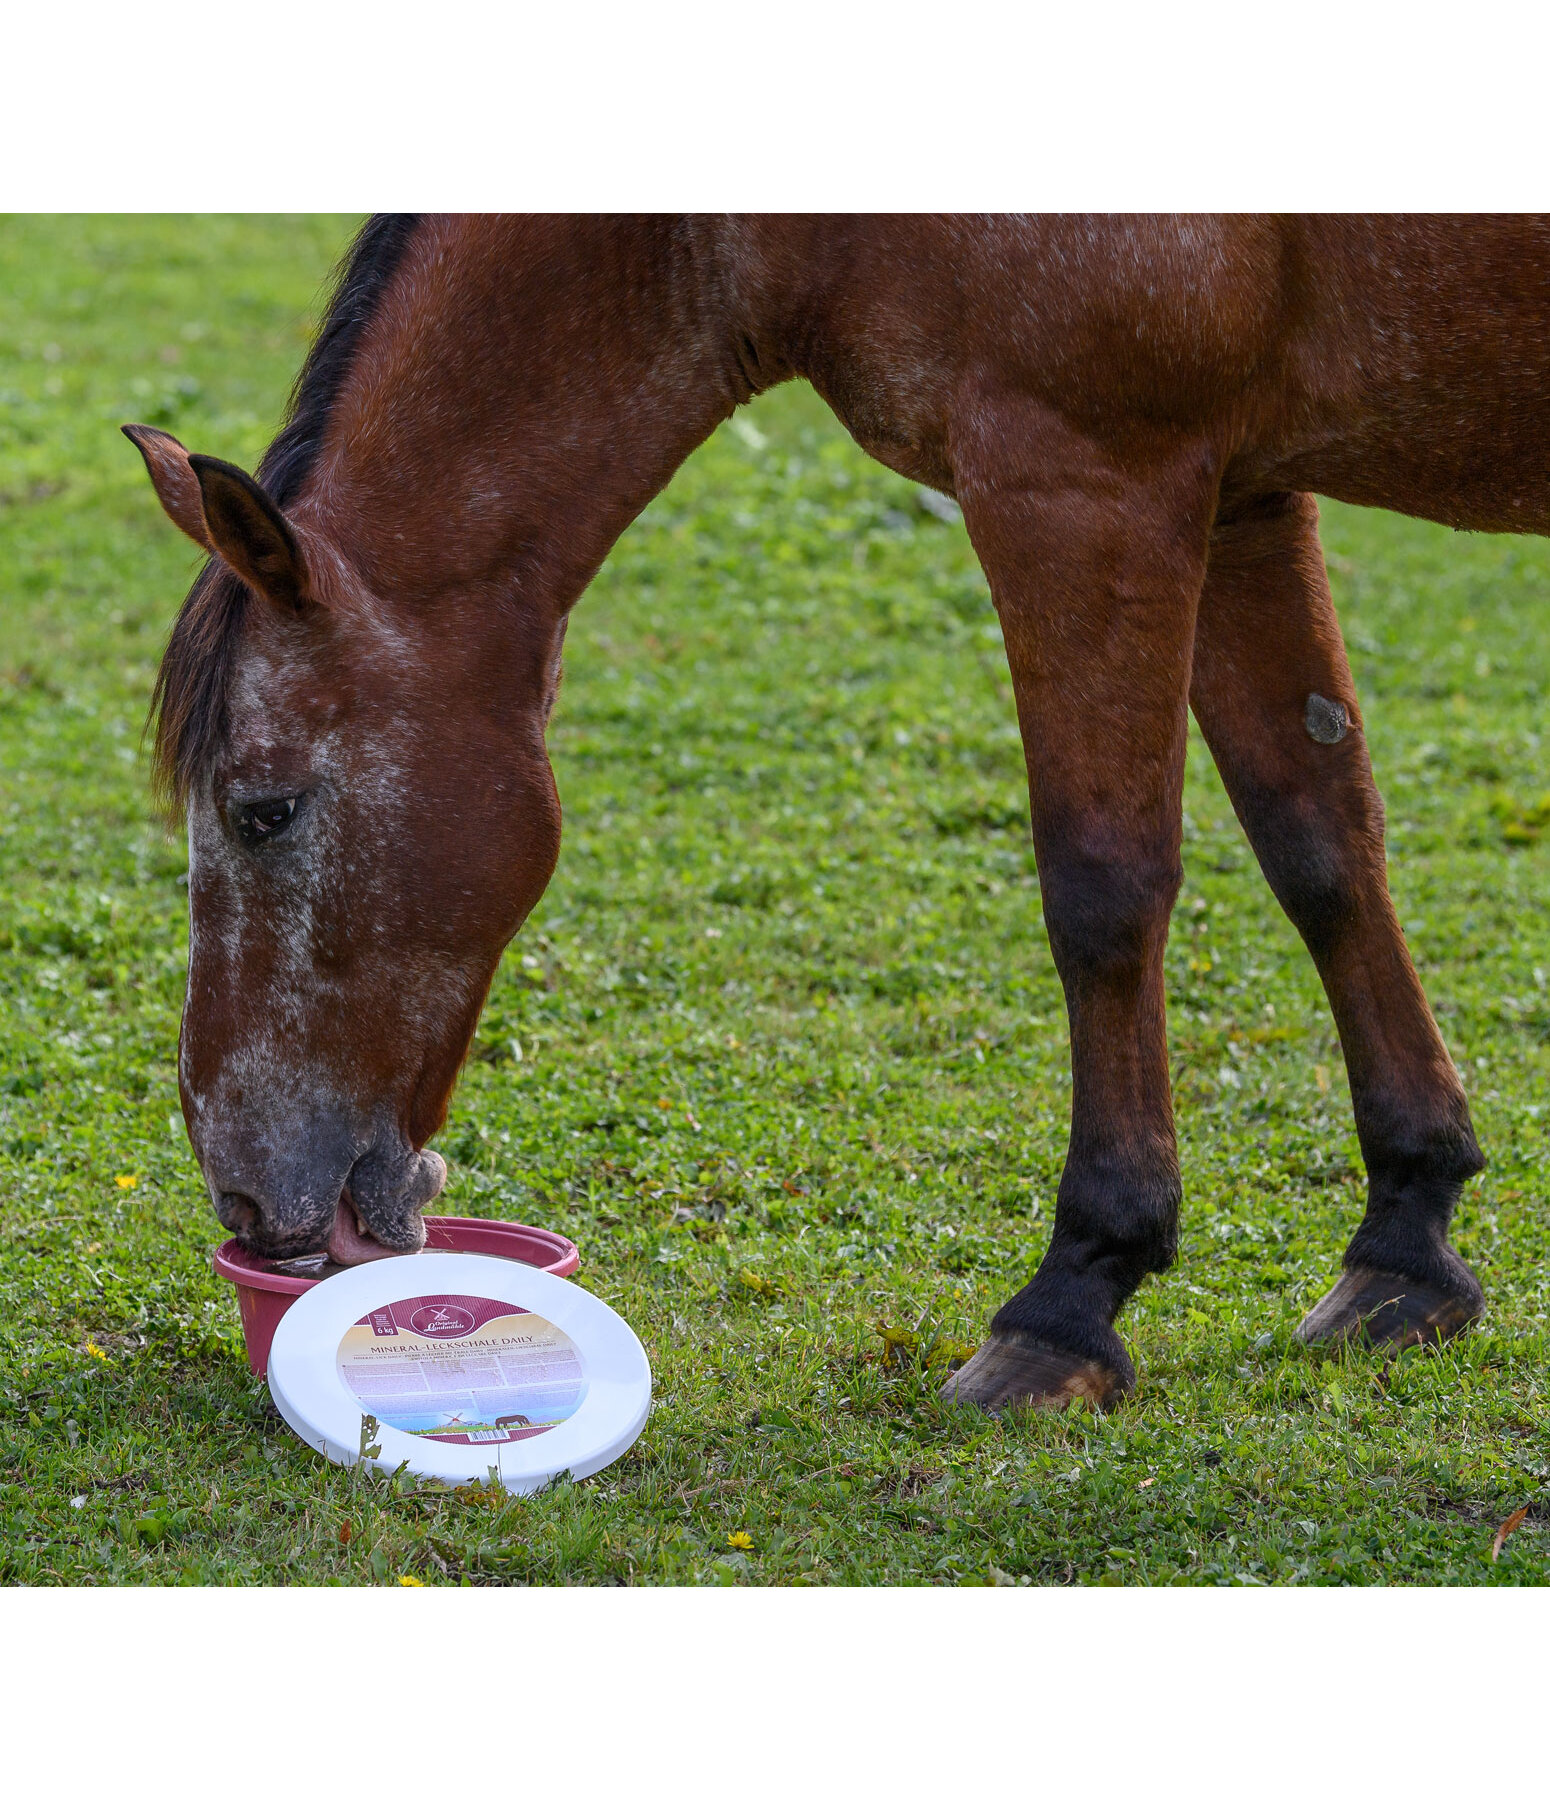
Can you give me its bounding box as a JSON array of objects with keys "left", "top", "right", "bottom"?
[
  {"left": 1295, "top": 1262, "right": 1484, "bottom": 1350},
  {"left": 938, "top": 1331, "right": 1129, "bottom": 1414}
]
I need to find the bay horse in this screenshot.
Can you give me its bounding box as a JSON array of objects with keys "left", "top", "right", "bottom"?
[{"left": 127, "top": 214, "right": 1543, "bottom": 1415}]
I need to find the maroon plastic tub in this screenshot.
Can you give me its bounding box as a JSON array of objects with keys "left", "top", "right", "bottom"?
[{"left": 214, "top": 1215, "right": 581, "bottom": 1377}]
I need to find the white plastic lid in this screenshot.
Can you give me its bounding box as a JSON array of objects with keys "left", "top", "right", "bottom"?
[{"left": 267, "top": 1253, "right": 651, "bottom": 1493}]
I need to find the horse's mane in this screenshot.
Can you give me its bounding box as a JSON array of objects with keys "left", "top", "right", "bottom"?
[{"left": 148, "top": 213, "right": 421, "bottom": 814}]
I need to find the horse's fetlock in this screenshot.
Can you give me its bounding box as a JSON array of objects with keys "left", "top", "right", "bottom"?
[{"left": 1359, "top": 1098, "right": 1484, "bottom": 1198}]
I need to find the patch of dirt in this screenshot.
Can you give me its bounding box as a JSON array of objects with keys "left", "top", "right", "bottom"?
[
  {"left": 1416, "top": 1492, "right": 1549, "bottom": 1526},
  {"left": 897, "top": 1464, "right": 945, "bottom": 1499},
  {"left": 91, "top": 1472, "right": 150, "bottom": 1494}
]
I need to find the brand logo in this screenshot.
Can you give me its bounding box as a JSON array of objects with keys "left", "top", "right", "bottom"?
[{"left": 409, "top": 1303, "right": 477, "bottom": 1339}]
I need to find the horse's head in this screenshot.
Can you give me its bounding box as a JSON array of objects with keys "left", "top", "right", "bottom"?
[{"left": 128, "top": 426, "right": 564, "bottom": 1263}]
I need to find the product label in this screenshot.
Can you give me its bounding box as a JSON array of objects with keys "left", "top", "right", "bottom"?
[{"left": 336, "top": 1293, "right": 587, "bottom": 1446}]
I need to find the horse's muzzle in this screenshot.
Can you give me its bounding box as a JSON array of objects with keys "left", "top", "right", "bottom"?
[{"left": 207, "top": 1130, "right": 446, "bottom": 1264}]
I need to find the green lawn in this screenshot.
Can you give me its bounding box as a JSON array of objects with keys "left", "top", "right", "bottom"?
[{"left": 2, "top": 214, "right": 1547, "bottom": 1586}]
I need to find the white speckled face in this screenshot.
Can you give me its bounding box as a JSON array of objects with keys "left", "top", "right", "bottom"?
[{"left": 178, "top": 595, "right": 563, "bottom": 1262}]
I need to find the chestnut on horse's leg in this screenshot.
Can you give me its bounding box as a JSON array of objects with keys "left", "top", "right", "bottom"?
[
  {"left": 1190, "top": 493, "right": 1485, "bottom": 1349},
  {"left": 941, "top": 438, "right": 1214, "bottom": 1413}
]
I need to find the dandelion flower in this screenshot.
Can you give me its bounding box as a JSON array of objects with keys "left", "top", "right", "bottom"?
[
  {"left": 115, "top": 1175, "right": 138, "bottom": 1190},
  {"left": 726, "top": 1530, "right": 754, "bottom": 1551},
  {"left": 397, "top": 1574, "right": 425, "bottom": 1587},
  {"left": 84, "top": 1343, "right": 109, "bottom": 1362}
]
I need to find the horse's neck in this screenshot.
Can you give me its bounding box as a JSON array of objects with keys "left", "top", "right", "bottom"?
[{"left": 299, "top": 215, "right": 754, "bottom": 615}]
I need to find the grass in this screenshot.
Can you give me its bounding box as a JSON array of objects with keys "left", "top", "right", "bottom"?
[{"left": 2, "top": 214, "right": 1548, "bottom": 1587}]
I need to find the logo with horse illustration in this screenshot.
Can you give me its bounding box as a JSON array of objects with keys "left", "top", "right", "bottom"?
[{"left": 408, "top": 1303, "right": 477, "bottom": 1339}]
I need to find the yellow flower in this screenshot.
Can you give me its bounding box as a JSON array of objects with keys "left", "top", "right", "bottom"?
[
  {"left": 397, "top": 1574, "right": 425, "bottom": 1586},
  {"left": 726, "top": 1530, "right": 754, "bottom": 1551},
  {"left": 115, "top": 1175, "right": 138, "bottom": 1190},
  {"left": 84, "top": 1342, "right": 109, "bottom": 1361}
]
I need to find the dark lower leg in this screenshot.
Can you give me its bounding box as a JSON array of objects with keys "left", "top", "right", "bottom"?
[
  {"left": 988, "top": 850, "right": 1184, "bottom": 1387},
  {"left": 1309, "top": 934, "right": 1482, "bottom": 1303},
  {"left": 944, "top": 837, "right": 1187, "bottom": 1409},
  {"left": 1191, "top": 494, "right": 1483, "bottom": 1343}
]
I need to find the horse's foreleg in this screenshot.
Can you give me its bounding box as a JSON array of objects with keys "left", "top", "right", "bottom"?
[
  {"left": 1190, "top": 492, "right": 1485, "bottom": 1348},
  {"left": 941, "top": 429, "right": 1216, "bottom": 1412}
]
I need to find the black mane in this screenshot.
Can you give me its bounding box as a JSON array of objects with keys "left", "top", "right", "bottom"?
[{"left": 148, "top": 214, "right": 421, "bottom": 810}]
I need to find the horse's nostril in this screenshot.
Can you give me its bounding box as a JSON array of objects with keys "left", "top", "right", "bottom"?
[{"left": 219, "top": 1192, "right": 260, "bottom": 1234}]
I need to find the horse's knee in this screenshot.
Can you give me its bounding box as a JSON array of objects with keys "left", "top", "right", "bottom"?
[
  {"left": 1037, "top": 830, "right": 1181, "bottom": 981},
  {"left": 1232, "top": 780, "right": 1379, "bottom": 958}
]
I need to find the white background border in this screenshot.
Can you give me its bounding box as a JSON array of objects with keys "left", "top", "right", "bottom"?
[
  {"left": 1, "top": 1588, "right": 1543, "bottom": 1792},
  {"left": 4, "top": 2, "right": 1550, "bottom": 209}
]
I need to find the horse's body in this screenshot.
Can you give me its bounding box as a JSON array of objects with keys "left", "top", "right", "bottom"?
[{"left": 127, "top": 214, "right": 1550, "bottom": 1412}]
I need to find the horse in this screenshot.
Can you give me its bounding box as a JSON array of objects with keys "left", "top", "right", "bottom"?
[{"left": 125, "top": 213, "right": 1549, "bottom": 1416}]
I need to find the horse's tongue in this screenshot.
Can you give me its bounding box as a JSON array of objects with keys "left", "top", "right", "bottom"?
[{"left": 327, "top": 1194, "right": 398, "bottom": 1266}]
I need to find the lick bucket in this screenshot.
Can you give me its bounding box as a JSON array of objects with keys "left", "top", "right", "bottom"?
[{"left": 213, "top": 1215, "right": 581, "bottom": 1377}]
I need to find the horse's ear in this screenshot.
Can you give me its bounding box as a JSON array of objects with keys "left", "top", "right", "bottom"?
[
  {"left": 122, "top": 427, "right": 314, "bottom": 612},
  {"left": 122, "top": 423, "right": 213, "bottom": 552},
  {"left": 187, "top": 454, "right": 313, "bottom": 611}
]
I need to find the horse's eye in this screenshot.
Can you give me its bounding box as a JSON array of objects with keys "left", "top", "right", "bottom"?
[{"left": 236, "top": 796, "right": 299, "bottom": 845}]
